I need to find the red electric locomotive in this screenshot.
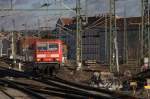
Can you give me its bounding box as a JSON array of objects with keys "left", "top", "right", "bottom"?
[
  {"left": 35, "top": 39, "right": 63, "bottom": 64},
  {"left": 18, "top": 37, "right": 67, "bottom": 75},
  {"left": 33, "top": 39, "right": 64, "bottom": 75}
]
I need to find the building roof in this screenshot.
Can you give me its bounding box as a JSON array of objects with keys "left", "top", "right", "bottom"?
[
  {"left": 86, "top": 16, "right": 142, "bottom": 30},
  {"left": 60, "top": 18, "right": 74, "bottom": 26},
  {"left": 57, "top": 15, "right": 142, "bottom": 32}
]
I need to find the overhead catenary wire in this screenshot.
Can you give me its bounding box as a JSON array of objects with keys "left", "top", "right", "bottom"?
[
  {"left": 0, "top": 8, "right": 72, "bottom": 12},
  {"left": 84, "top": 15, "right": 110, "bottom": 31},
  {"left": 84, "top": 15, "right": 106, "bottom": 29}
]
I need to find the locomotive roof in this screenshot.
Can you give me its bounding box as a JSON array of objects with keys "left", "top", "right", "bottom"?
[{"left": 36, "top": 39, "right": 63, "bottom": 43}]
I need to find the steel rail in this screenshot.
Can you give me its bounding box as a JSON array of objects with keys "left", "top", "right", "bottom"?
[
  {"left": 0, "top": 66, "right": 114, "bottom": 98},
  {"left": 29, "top": 88, "right": 87, "bottom": 99},
  {"left": 0, "top": 79, "right": 46, "bottom": 99},
  {"left": 0, "top": 90, "right": 15, "bottom": 99},
  {"left": 33, "top": 78, "right": 116, "bottom": 99},
  {"left": 11, "top": 81, "right": 87, "bottom": 99},
  {"left": 0, "top": 79, "right": 99, "bottom": 99},
  {"left": 49, "top": 76, "right": 115, "bottom": 93},
  {"left": 0, "top": 63, "right": 138, "bottom": 99},
  {"left": 0, "top": 79, "right": 86, "bottom": 99},
  {"left": 45, "top": 76, "right": 138, "bottom": 99},
  {"left": 8, "top": 80, "right": 113, "bottom": 99}
]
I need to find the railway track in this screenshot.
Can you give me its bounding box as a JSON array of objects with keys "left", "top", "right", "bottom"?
[
  {"left": 0, "top": 66, "right": 113, "bottom": 98},
  {"left": 0, "top": 78, "right": 90, "bottom": 99},
  {"left": 0, "top": 79, "right": 46, "bottom": 99},
  {"left": 0, "top": 89, "right": 15, "bottom": 99},
  {"left": 0, "top": 59, "right": 140, "bottom": 99},
  {"left": 0, "top": 75, "right": 115, "bottom": 98},
  {"left": 41, "top": 77, "right": 139, "bottom": 99},
  {"left": 33, "top": 78, "right": 115, "bottom": 99}
]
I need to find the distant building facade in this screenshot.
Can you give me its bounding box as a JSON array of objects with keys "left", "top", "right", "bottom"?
[
  {"left": 0, "top": 38, "right": 11, "bottom": 57},
  {"left": 54, "top": 16, "right": 140, "bottom": 65}
]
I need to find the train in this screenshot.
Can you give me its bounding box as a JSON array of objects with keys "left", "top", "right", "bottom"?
[{"left": 17, "top": 37, "right": 67, "bottom": 75}]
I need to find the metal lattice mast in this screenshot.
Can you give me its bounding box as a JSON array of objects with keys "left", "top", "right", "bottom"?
[
  {"left": 11, "top": 0, "right": 16, "bottom": 65},
  {"left": 76, "top": 0, "right": 82, "bottom": 69},
  {"left": 141, "top": 0, "right": 150, "bottom": 65},
  {"left": 123, "top": 5, "right": 128, "bottom": 64},
  {"left": 105, "top": 14, "right": 108, "bottom": 64},
  {"left": 109, "top": 0, "right": 117, "bottom": 72}
]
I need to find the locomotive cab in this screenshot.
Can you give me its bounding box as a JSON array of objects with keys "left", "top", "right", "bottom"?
[{"left": 34, "top": 39, "right": 63, "bottom": 75}]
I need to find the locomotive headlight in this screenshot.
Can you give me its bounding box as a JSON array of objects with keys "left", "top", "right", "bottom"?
[
  {"left": 37, "top": 58, "right": 41, "bottom": 61},
  {"left": 56, "top": 58, "right": 59, "bottom": 61},
  {"left": 37, "top": 54, "right": 46, "bottom": 58}
]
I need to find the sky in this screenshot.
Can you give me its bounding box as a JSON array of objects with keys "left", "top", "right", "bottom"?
[{"left": 0, "top": 0, "right": 141, "bottom": 31}]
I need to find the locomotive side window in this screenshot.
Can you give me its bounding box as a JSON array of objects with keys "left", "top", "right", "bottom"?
[
  {"left": 48, "top": 44, "right": 58, "bottom": 51},
  {"left": 37, "top": 43, "right": 47, "bottom": 50}
]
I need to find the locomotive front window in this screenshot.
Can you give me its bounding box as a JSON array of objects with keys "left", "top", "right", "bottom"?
[
  {"left": 48, "top": 44, "right": 58, "bottom": 51},
  {"left": 37, "top": 43, "right": 47, "bottom": 50}
]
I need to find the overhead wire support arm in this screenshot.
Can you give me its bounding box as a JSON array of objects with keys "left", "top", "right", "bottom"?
[{"left": 0, "top": 8, "right": 72, "bottom": 12}]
